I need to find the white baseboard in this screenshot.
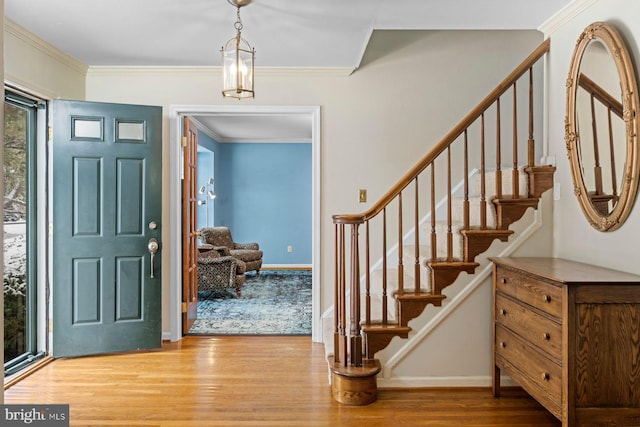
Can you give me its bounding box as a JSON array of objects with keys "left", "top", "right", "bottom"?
[{"left": 262, "top": 264, "right": 312, "bottom": 270}]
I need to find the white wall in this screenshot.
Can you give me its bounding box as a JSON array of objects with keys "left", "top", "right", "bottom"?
[
  {"left": 542, "top": 0, "right": 640, "bottom": 273},
  {"left": 85, "top": 29, "right": 545, "bottom": 336}
]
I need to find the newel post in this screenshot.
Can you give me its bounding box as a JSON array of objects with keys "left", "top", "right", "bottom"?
[
  {"left": 349, "top": 223, "right": 363, "bottom": 367},
  {"left": 331, "top": 214, "right": 379, "bottom": 406},
  {"left": 332, "top": 215, "right": 365, "bottom": 367},
  {"left": 333, "top": 222, "right": 347, "bottom": 366}
]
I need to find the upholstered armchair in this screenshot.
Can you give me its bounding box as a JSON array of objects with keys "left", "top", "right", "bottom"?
[
  {"left": 197, "top": 248, "right": 246, "bottom": 297},
  {"left": 200, "top": 226, "right": 263, "bottom": 274}
]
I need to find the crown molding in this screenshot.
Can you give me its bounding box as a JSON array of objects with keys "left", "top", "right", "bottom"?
[
  {"left": 189, "top": 116, "right": 222, "bottom": 142},
  {"left": 538, "top": 0, "right": 599, "bottom": 36},
  {"left": 87, "top": 65, "right": 353, "bottom": 78},
  {"left": 5, "top": 18, "right": 88, "bottom": 76}
]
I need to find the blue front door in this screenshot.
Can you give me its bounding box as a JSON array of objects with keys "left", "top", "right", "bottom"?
[{"left": 52, "top": 100, "right": 162, "bottom": 357}]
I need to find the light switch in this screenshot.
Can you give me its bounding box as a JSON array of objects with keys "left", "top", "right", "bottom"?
[{"left": 358, "top": 189, "right": 367, "bottom": 203}]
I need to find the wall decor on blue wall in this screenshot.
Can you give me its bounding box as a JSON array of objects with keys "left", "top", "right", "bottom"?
[{"left": 196, "top": 150, "right": 215, "bottom": 229}]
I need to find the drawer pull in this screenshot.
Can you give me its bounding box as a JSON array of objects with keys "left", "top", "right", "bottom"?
[
  {"left": 500, "top": 309, "right": 507, "bottom": 316},
  {"left": 543, "top": 294, "right": 551, "bottom": 303},
  {"left": 501, "top": 277, "right": 507, "bottom": 284},
  {"left": 543, "top": 332, "right": 551, "bottom": 341},
  {"left": 500, "top": 342, "right": 506, "bottom": 348},
  {"left": 541, "top": 372, "right": 550, "bottom": 381}
]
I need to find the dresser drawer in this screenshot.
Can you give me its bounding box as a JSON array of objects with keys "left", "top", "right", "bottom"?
[
  {"left": 495, "top": 324, "right": 562, "bottom": 407},
  {"left": 496, "top": 266, "right": 562, "bottom": 318},
  {"left": 495, "top": 293, "right": 562, "bottom": 361}
]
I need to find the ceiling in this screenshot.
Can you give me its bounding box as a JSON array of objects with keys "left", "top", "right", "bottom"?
[
  {"left": 4, "top": 0, "right": 571, "bottom": 142},
  {"left": 192, "top": 113, "right": 313, "bottom": 144}
]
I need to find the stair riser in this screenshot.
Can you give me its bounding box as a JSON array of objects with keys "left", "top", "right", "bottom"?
[
  {"left": 370, "top": 268, "right": 426, "bottom": 295},
  {"left": 403, "top": 234, "right": 464, "bottom": 263},
  {"left": 404, "top": 223, "right": 469, "bottom": 262},
  {"left": 470, "top": 170, "right": 528, "bottom": 198},
  {"left": 448, "top": 198, "right": 498, "bottom": 227},
  {"left": 361, "top": 291, "right": 398, "bottom": 323}
]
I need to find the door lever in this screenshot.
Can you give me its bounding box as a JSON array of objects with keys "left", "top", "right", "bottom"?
[{"left": 148, "top": 238, "right": 159, "bottom": 278}]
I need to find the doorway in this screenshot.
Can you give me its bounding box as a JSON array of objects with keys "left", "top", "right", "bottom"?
[{"left": 168, "top": 105, "right": 321, "bottom": 342}]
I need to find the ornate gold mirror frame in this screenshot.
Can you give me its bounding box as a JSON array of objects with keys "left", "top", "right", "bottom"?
[{"left": 566, "top": 22, "right": 640, "bottom": 231}]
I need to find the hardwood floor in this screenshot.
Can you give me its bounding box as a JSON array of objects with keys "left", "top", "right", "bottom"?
[{"left": 4, "top": 336, "right": 560, "bottom": 426}]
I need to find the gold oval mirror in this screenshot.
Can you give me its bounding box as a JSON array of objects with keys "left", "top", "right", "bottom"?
[{"left": 566, "top": 22, "right": 640, "bottom": 231}]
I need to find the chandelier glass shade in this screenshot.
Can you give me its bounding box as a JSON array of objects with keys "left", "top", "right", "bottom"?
[{"left": 221, "top": 1, "right": 255, "bottom": 99}]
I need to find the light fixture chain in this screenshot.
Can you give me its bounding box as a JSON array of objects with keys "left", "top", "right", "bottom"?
[{"left": 234, "top": 7, "right": 243, "bottom": 32}]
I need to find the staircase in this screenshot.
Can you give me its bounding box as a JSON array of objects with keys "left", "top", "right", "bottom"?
[{"left": 328, "top": 39, "right": 555, "bottom": 405}]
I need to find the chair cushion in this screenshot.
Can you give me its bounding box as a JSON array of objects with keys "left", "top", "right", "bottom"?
[
  {"left": 201, "top": 227, "right": 234, "bottom": 248},
  {"left": 199, "top": 249, "right": 220, "bottom": 259},
  {"left": 230, "top": 249, "right": 263, "bottom": 263}
]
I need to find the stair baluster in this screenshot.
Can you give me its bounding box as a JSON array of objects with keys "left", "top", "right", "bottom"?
[
  {"left": 480, "top": 113, "right": 487, "bottom": 229},
  {"left": 414, "top": 178, "right": 421, "bottom": 292},
  {"left": 446, "top": 146, "right": 453, "bottom": 261},
  {"left": 397, "top": 192, "right": 404, "bottom": 293},
  {"left": 381, "top": 209, "right": 388, "bottom": 325},
  {"left": 463, "top": 130, "right": 470, "bottom": 230},
  {"left": 496, "top": 97, "right": 503, "bottom": 198},
  {"left": 528, "top": 68, "right": 536, "bottom": 168},
  {"left": 512, "top": 82, "right": 520, "bottom": 199}
]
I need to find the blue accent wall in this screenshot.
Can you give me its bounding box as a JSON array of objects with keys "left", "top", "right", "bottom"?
[{"left": 198, "top": 133, "right": 312, "bottom": 265}]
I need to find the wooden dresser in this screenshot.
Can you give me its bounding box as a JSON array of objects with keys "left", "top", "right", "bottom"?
[{"left": 490, "top": 257, "right": 640, "bottom": 426}]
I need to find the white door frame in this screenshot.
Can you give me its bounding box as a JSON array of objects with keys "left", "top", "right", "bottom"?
[{"left": 168, "top": 105, "right": 321, "bottom": 342}]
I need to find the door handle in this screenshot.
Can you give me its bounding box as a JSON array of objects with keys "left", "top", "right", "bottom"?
[{"left": 148, "top": 238, "right": 159, "bottom": 278}]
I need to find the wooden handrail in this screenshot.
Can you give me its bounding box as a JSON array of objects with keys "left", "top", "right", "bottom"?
[
  {"left": 332, "top": 38, "right": 550, "bottom": 225},
  {"left": 578, "top": 72, "right": 624, "bottom": 118}
]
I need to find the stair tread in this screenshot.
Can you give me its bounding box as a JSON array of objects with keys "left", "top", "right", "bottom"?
[
  {"left": 460, "top": 228, "right": 514, "bottom": 235},
  {"left": 525, "top": 164, "right": 556, "bottom": 171},
  {"left": 395, "top": 290, "right": 446, "bottom": 301},
  {"left": 492, "top": 196, "right": 539, "bottom": 204},
  {"left": 427, "top": 259, "right": 480, "bottom": 267},
  {"left": 362, "top": 323, "right": 412, "bottom": 334}
]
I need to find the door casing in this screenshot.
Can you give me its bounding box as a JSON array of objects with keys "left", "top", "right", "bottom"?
[{"left": 167, "top": 105, "right": 321, "bottom": 342}]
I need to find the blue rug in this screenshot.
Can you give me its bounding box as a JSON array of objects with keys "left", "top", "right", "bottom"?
[{"left": 188, "top": 270, "right": 312, "bottom": 336}]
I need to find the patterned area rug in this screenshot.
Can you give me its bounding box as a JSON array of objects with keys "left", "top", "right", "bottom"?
[{"left": 188, "top": 270, "right": 312, "bottom": 336}]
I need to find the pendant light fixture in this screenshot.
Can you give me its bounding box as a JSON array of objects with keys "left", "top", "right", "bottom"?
[{"left": 221, "top": 0, "right": 255, "bottom": 99}]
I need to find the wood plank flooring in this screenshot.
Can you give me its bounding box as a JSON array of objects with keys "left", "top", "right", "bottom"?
[{"left": 4, "top": 336, "right": 560, "bottom": 426}]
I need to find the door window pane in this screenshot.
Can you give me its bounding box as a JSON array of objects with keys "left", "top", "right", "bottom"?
[
  {"left": 116, "top": 120, "right": 145, "bottom": 142},
  {"left": 72, "top": 117, "right": 103, "bottom": 140}
]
